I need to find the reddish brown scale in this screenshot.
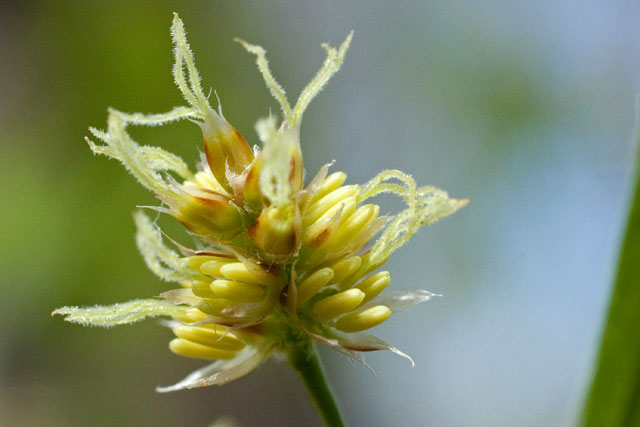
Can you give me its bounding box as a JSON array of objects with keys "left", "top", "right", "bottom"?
[
  {"left": 191, "top": 251, "right": 236, "bottom": 259},
  {"left": 307, "top": 228, "right": 332, "bottom": 247}
]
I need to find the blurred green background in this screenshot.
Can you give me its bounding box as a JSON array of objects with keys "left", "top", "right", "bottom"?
[{"left": 1, "top": 1, "right": 639, "bottom": 426}]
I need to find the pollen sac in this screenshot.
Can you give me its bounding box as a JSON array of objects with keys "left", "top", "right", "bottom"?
[
  {"left": 306, "top": 172, "right": 347, "bottom": 206},
  {"left": 171, "top": 307, "right": 208, "bottom": 324},
  {"left": 191, "top": 280, "right": 217, "bottom": 299},
  {"left": 210, "top": 279, "right": 266, "bottom": 303},
  {"left": 199, "top": 109, "right": 254, "bottom": 193},
  {"left": 355, "top": 271, "right": 391, "bottom": 303},
  {"left": 248, "top": 205, "right": 301, "bottom": 257},
  {"left": 219, "top": 262, "right": 281, "bottom": 287},
  {"left": 328, "top": 256, "right": 362, "bottom": 285},
  {"left": 303, "top": 196, "right": 357, "bottom": 248},
  {"left": 201, "top": 260, "right": 235, "bottom": 277},
  {"left": 312, "top": 288, "right": 365, "bottom": 320},
  {"left": 169, "top": 323, "right": 246, "bottom": 360},
  {"left": 297, "top": 267, "right": 334, "bottom": 304},
  {"left": 303, "top": 185, "right": 360, "bottom": 227},
  {"left": 330, "top": 204, "right": 379, "bottom": 248},
  {"left": 197, "top": 298, "right": 237, "bottom": 316},
  {"left": 334, "top": 305, "right": 392, "bottom": 333}
]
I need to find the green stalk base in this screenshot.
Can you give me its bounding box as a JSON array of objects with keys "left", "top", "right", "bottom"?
[{"left": 287, "top": 338, "right": 346, "bottom": 427}]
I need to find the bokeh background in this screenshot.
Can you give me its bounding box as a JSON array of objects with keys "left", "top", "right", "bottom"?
[{"left": 1, "top": 1, "right": 639, "bottom": 426}]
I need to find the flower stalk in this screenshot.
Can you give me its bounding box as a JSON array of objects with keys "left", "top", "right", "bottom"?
[{"left": 287, "top": 336, "right": 345, "bottom": 427}]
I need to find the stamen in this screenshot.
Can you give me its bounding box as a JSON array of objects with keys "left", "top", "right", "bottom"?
[
  {"left": 356, "top": 271, "right": 391, "bottom": 303},
  {"left": 173, "top": 324, "right": 245, "bottom": 351},
  {"left": 199, "top": 259, "right": 234, "bottom": 276},
  {"left": 312, "top": 289, "right": 365, "bottom": 320},
  {"left": 329, "top": 256, "right": 362, "bottom": 284},
  {"left": 185, "top": 256, "right": 228, "bottom": 270},
  {"left": 169, "top": 338, "right": 237, "bottom": 360},
  {"left": 334, "top": 305, "right": 392, "bottom": 333},
  {"left": 172, "top": 307, "right": 207, "bottom": 323},
  {"left": 191, "top": 281, "right": 217, "bottom": 299},
  {"left": 303, "top": 196, "right": 357, "bottom": 245},
  {"left": 219, "top": 262, "right": 279, "bottom": 287},
  {"left": 308, "top": 172, "right": 347, "bottom": 204},
  {"left": 197, "top": 299, "right": 236, "bottom": 316},
  {"left": 330, "top": 204, "right": 379, "bottom": 248},
  {"left": 209, "top": 279, "right": 265, "bottom": 303},
  {"left": 297, "top": 268, "right": 334, "bottom": 304},
  {"left": 303, "top": 185, "right": 359, "bottom": 226},
  {"left": 191, "top": 170, "right": 223, "bottom": 192}
]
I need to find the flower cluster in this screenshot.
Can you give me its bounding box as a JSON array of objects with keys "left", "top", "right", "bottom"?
[{"left": 53, "top": 14, "right": 466, "bottom": 391}]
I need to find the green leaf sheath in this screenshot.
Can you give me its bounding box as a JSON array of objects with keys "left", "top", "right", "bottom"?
[
  {"left": 288, "top": 339, "right": 346, "bottom": 427},
  {"left": 582, "top": 144, "right": 640, "bottom": 426}
]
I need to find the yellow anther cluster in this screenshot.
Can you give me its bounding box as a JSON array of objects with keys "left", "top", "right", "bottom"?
[
  {"left": 180, "top": 256, "right": 284, "bottom": 323},
  {"left": 295, "top": 251, "right": 393, "bottom": 333},
  {"left": 173, "top": 167, "right": 396, "bottom": 341}
]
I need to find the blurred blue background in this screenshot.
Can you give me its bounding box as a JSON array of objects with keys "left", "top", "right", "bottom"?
[{"left": 1, "top": 1, "right": 639, "bottom": 426}]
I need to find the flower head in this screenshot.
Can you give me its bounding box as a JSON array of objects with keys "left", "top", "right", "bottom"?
[{"left": 53, "top": 14, "right": 467, "bottom": 391}]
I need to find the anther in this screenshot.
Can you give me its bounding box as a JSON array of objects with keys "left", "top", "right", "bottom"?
[
  {"left": 209, "top": 279, "right": 265, "bottom": 303},
  {"left": 169, "top": 338, "right": 237, "bottom": 360},
  {"left": 297, "top": 267, "right": 334, "bottom": 304},
  {"left": 355, "top": 271, "right": 391, "bottom": 303},
  {"left": 312, "top": 289, "right": 365, "bottom": 320},
  {"left": 334, "top": 305, "right": 392, "bottom": 332}
]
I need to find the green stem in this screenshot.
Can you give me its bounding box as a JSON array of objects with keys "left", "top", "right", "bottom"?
[
  {"left": 287, "top": 338, "right": 345, "bottom": 427},
  {"left": 581, "top": 120, "right": 640, "bottom": 425}
]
